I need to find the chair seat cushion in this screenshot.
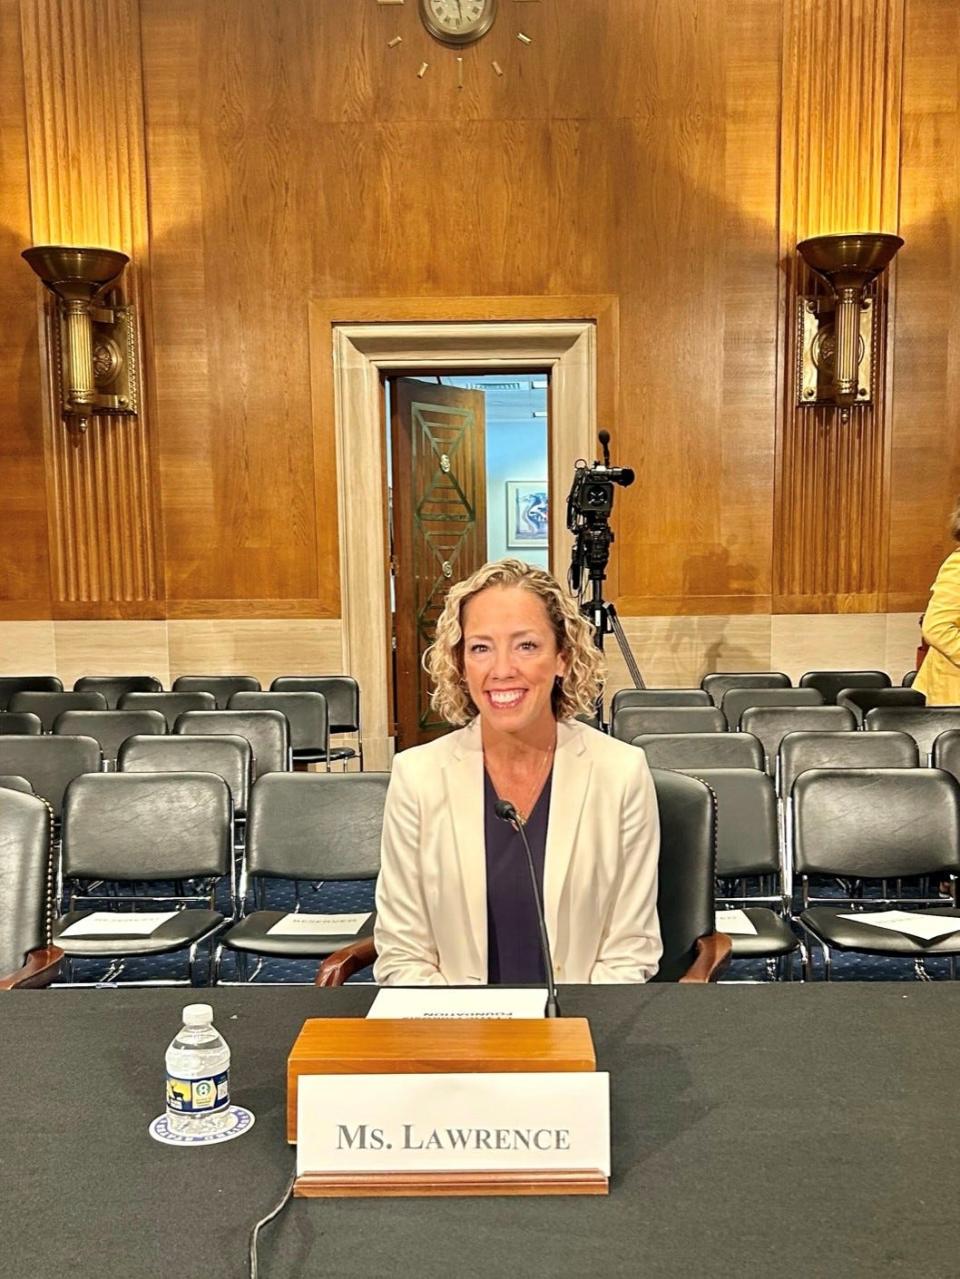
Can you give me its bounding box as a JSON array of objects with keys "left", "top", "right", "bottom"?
[
  {"left": 54, "top": 909, "right": 224, "bottom": 956},
  {"left": 292, "top": 747, "right": 357, "bottom": 764},
  {"left": 799, "top": 905, "right": 960, "bottom": 954},
  {"left": 726, "top": 907, "right": 799, "bottom": 958},
  {"left": 219, "top": 909, "right": 375, "bottom": 957}
]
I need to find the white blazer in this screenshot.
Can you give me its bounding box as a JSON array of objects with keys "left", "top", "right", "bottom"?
[{"left": 373, "top": 718, "right": 662, "bottom": 986}]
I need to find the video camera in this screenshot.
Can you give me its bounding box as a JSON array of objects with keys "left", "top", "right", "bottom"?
[{"left": 567, "top": 431, "right": 634, "bottom": 594}]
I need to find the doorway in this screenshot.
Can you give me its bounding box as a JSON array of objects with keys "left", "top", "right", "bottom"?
[{"left": 385, "top": 373, "right": 550, "bottom": 750}]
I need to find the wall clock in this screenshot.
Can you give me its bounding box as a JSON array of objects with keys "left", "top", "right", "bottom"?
[{"left": 377, "top": 0, "right": 537, "bottom": 86}]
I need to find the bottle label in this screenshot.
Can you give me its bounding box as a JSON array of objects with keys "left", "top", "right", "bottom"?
[{"left": 166, "top": 1069, "right": 230, "bottom": 1114}]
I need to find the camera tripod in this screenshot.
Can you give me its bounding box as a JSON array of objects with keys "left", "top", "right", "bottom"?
[{"left": 580, "top": 573, "right": 646, "bottom": 727}]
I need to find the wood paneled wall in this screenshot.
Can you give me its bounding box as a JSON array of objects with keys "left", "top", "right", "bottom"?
[{"left": 0, "top": 0, "right": 958, "bottom": 625}]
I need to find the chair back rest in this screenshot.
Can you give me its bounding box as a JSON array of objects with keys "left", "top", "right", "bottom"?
[
  {"left": 779, "top": 729, "right": 918, "bottom": 799},
  {"left": 739, "top": 704, "right": 855, "bottom": 775},
  {"left": 793, "top": 768, "right": 960, "bottom": 879},
  {"left": 932, "top": 729, "right": 960, "bottom": 788},
  {"left": 73, "top": 675, "right": 163, "bottom": 709},
  {"left": 648, "top": 770, "right": 716, "bottom": 982},
  {"left": 0, "top": 713, "right": 42, "bottom": 735},
  {"left": 631, "top": 732, "right": 764, "bottom": 771},
  {"left": 270, "top": 676, "right": 360, "bottom": 733},
  {"left": 838, "top": 686, "right": 925, "bottom": 725},
  {"left": 0, "top": 735, "right": 101, "bottom": 817},
  {"left": 174, "top": 709, "right": 289, "bottom": 777},
  {"left": 679, "top": 768, "right": 779, "bottom": 878},
  {"left": 701, "top": 671, "right": 791, "bottom": 706},
  {"left": 119, "top": 690, "right": 217, "bottom": 729},
  {"left": 228, "top": 691, "right": 328, "bottom": 752},
  {"left": 902, "top": 670, "right": 918, "bottom": 687},
  {"left": 53, "top": 709, "right": 166, "bottom": 761},
  {"left": 611, "top": 705, "right": 724, "bottom": 742},
  {"left": 246, "top": 772, "right": 388, "bottom": 879},
  {"left": 118, "top": 733, "right": 253, "bottom": 818},
  {"left": 863, "top": 706, "right": 960, "bottom": 761},
  {"left": 0, "top": 676, "right": 62, "bottom": 711},
  {"left": 8, "top": 690, "right": 107, "bottom": 731},
  {"left": 172, "top": 674, "right": 261, "bottom": 708},
  {"left": 799, "top": 669, "right": 891, "bottom": 703},
  {"left": 611, "top": 688, "right": 711, "bottom": 714},
  {"left": 0, "top": 790, "right": 53, "bottom": 975},
  {"left": 62, "top": 772, "right": 232, "bottom": 881},
  {"left": 0, "top": 775, "right": 34, "bottom": 794},
  {"left": 721, "top": 686, "right": 823, "bottom": 730}
]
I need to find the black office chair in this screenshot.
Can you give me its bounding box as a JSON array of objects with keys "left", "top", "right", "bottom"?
[
  {"left": 799, "top": 669, "right": 891, "bottom": 704},
  {"left": 0, "top": 676, "right": 62, "bottom": 711},
  {"left": 216, "top": 772, "right": 387, "bottom": 981},
  {"left": 611, "top": 688, "right": 712, "bottom": 713},
  {"left": 0, "top": 713, "right": 42, "bottom": 735},
  {"left": 0, "top": 788, "right": 61, "bottom": 989},
  {"left": 119, "top": 690, "right": 217, "bottom": 730},
  {"left": 175, "top": 709, "right": 290, "bottom": 778},
  {"left": 739, "top": 704, "right": 855, "bottom": 776},
  {"left": 720, "top": 686, "right": 823, "bottom": 731},
  {"left": 778, "top": 729, "right": 919, "bottom": 801},
  {"left": 172, "top": 674, "right": 261, "bottom": 709},
  {"left": 864, "top": 706, "right": 960, "bottom": 763},
  {"left": 902, "top": 671, "right": 918, "bottom": 687},
  {"left": 838, "top": 686, "right": 926, "bottom": 726},
  {"left": 73, "top": 675, "right": 163, "bottom": 709},
  {"left": 228, "top": 691, "right": 329, "bottom": 768},
  {"left": 793, "top": 768, "right": 960, "bottom": 979},
  {"left": 701, "top": 672, "right": 791, "bottom": 707},
  {"left": 630, "top": 732, "right": 764, "bottom": 771},
  {"left": 611, "top": 705, "right": 725, "bottom": 743},
  {"left": 53, "top": 708, "right": 167, "bottom": 767},
  {"left": 54, "top": 773, "right": 233, "bottom": 985},
  {"left": 0, "top": 735, "right": 102, "bottom": 824},
  {"left": 118, "top": 733, "right": 254, "bottom": 825},
  {"left": 316, "top": 769, "right": 730, "bottom": 986},
  {"left": 681, "top": 768, "right": 798, "bottom": 977},
  {"left": 271, "top": 676, "right": 363, "bottom": 768},
  {"left": 8, "top": 690, "right": 107, "bottom": 732}
]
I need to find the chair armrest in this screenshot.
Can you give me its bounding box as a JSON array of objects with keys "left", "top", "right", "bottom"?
[
  {"left": 678, "top": 932, "right": 732, "bottom": 983},
  {"left": 316, "top": 936, "right": 378, "bottom": 987},
  {"left": 0, "top": 945, "right": 64, "bottom": 990}
]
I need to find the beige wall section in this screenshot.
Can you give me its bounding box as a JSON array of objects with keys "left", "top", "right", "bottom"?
[{"left": 54, "top": 622, "right": 170, "bottom": 686}]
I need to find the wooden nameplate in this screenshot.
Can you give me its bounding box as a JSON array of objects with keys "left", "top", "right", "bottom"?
[{"left": 287, "top": 1017, "right": 606, "bottom": 1197}]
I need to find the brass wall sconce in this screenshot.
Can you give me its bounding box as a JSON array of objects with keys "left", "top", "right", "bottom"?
[
  {"left": 795, "top": 232, "right": 903, "bottom": 416},
  {"left": 21, "top": 245, "right": 140, "bottom": 432}
]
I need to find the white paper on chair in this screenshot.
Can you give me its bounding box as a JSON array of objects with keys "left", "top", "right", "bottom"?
[
  {"left": 715, "top": 909, "right": 758, "bottom": 935},
  {"left": 266, "top": 912, "right": 371, "bottom": 937},
  {"left": 837, "top": 910, "right": 960, "bottom": 944},
  {"left": 59, "top": 911, "right": 179, "bottom": 938},
  {"left": 367, "top": 988, "right": 548, "bottom": 1020}
]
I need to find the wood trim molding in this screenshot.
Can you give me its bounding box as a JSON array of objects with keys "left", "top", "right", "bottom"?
[
  {"left": 312, "top": 297, "right": 616, "bottom": 770},
  {"left": 18, "top": 0, "right": 163, "bottom": 610},
  {"left": 773, "top": 0, "right": 906, "bottom": 613}
]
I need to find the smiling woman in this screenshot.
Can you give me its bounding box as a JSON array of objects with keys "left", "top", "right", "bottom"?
[{"left": 373, "top": 559, "right": 663, "bottom": 988}]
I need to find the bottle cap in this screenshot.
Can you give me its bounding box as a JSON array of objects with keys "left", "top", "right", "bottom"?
[{"left": 182, "top": 1003, "right": 214, "bottom": 1026}]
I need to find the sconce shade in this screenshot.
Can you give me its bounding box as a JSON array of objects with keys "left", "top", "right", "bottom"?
[
  {"left": 21, "top": 245, "right": 129, "bottom": 303},
  {"left": 796, "top": 233, "right": 903, "bottom": 291}
]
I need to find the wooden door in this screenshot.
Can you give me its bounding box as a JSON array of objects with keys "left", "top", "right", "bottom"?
[{"left": 391, "top": 378, "right": 487, "bottom": 750}]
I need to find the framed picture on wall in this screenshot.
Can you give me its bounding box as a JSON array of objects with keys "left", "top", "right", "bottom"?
[{"left": 506, "top": 481, "right": 549, "bottom": 549}]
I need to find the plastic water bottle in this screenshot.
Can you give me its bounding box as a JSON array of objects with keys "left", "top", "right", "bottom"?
[{"left": 165, "top": 1003, "right": 231, "bottom": 1137}]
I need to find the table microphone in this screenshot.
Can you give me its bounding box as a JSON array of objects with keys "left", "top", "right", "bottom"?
[{"left": 494, "top": 798, "right": 560, "bottom": 1019}]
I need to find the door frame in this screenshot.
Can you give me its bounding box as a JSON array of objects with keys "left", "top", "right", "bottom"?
[{"left": 311, "top": 296, "right": 618, "bottom": 769}]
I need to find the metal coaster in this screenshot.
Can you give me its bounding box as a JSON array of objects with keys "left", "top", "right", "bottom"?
[{"left": 148, "top": 1105, "right": 255, "bottom": 1147}]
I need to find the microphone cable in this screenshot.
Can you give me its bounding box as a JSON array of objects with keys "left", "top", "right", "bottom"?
[{"left": 248, "top": 1162, "right": 296, "bottom": 1279}]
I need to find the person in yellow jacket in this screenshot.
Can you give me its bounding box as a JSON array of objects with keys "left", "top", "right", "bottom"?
[{"left": 916, "top": 504, "right": 960, "bottom": 705}]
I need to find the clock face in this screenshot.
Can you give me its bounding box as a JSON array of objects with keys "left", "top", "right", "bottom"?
[{"left": 418, "top": 0, "right": 498, "bottom": 45}]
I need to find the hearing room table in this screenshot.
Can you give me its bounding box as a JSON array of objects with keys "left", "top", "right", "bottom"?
[{"left": 0, "top": 983, "right": 954, "bottom": 1279}]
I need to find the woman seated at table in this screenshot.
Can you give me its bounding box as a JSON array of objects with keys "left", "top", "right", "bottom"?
[{"left": 374, "top": 559, "right": 662, "bottom": 986}]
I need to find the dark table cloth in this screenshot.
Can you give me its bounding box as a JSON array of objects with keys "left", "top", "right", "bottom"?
[{"left": 0, "top": 983, "right": 955, "bottom": 1279}]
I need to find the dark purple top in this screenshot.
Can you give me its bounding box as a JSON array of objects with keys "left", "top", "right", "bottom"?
[{"left": 483, "top": 767, "right": 553, "bottom": 985}]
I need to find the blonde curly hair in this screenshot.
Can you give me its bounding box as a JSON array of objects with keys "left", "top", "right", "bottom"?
[{"left": 424, "top": 559, "right": 604, "bottom": 726}]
